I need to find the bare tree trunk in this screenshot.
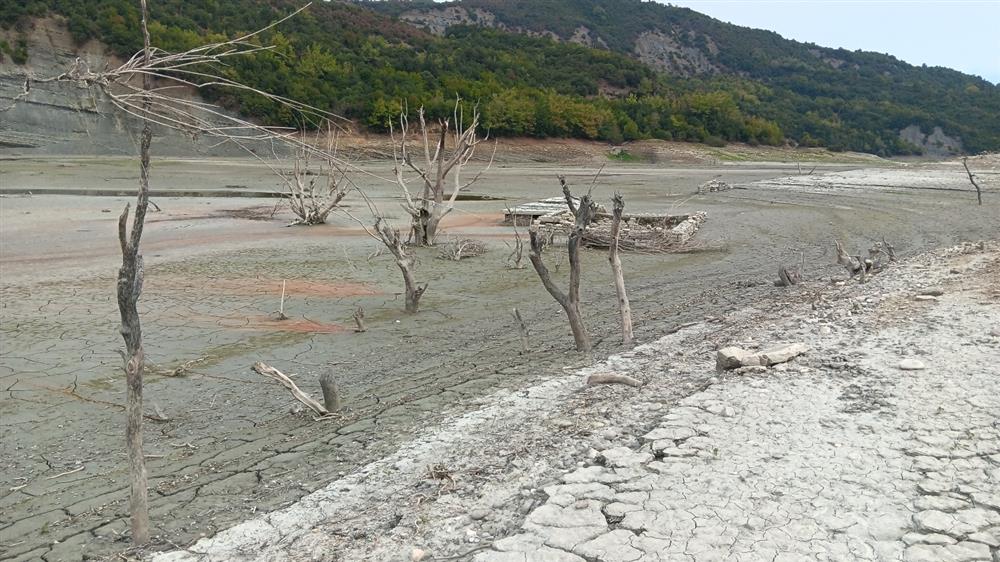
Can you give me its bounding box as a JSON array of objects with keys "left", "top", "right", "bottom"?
[
  {"left": 376, "top": 218, "right": 427, "bottom": 313},
  {"left": 962, "top": 157, "right": 983, "bottom": 206},
  {"left": 527, "top": 177, "right": 596, "bottom": 352},
  {"left": 608, "top": 193, "right": 633, "bottom": 346},
  {"left": 118, "top": 0, "right": 153, "bottom": 545}
]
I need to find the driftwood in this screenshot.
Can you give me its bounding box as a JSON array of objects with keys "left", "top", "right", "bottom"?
[
  {"left": 586, "top": 373, "right": 643, "bottom": 387},
  {"left": 528, "top": 177, "right": 597, "bottom": 352},
  {"left": 962, "top": 157, "right": 983, "bottom": 206},
  {"left": 252, "top": 362, "right": 329, "bottom": 416},
  {"left": 608, "top": 193, "right": 634, "bottom": 346}
]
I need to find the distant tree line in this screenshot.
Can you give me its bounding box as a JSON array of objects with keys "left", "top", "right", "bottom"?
[{"left": 3, "top": 0, "right": 998, "bottom": 155}]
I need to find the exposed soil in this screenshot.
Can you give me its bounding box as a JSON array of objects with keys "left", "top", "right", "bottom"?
[{"left": 0, "top": 152, "right": 996, "bottom": 561}]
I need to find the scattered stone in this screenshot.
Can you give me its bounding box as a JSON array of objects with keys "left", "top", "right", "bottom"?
[
  {"left": 950, "top": 268, "right": 962, "bottom": 274},
  {"left": 716, "top": 346, "right": 747, "bottom": 371},
  {"left": 758, "top": 343, "right": 809, "bottom": 366},
  {"left": 410, "top": 548, "right": 427, "bottom": 562},
  {"left": 819, "top": 326, "right": 832, "bottom": 335},
  {"left": 698, "top": 179, "right": 732, "bottom": 193},
  {"left": 469, "top": 509, "right": 490, "bottom": 521},
  {"left": 716, "top": 343, "right": 807, "bottom": 370},
  {"left": 919, "top": 289, "right": 945, "bottom": 297},
  {"left": 899, "top": 358, "right": 927, "bottom": 371},
  {"left": 914, "top": 295, "right": 938, "bottom": 302}
]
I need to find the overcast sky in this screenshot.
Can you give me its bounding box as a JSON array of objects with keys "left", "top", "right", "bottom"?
[{"left": 662, "top": 1, "right": 1000, "bottom": 83}]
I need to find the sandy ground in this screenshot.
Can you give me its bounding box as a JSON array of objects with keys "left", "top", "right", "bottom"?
[{"left": 0, "top": 153, "right": 997, "bottom": 561}]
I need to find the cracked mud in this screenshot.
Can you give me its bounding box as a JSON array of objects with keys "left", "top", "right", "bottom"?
[{"left": 1, "top": 156, "right": 997, "bottom": 561}]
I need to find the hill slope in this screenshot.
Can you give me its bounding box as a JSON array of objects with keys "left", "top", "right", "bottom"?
[
  {"left": 368, "top": 0, "right": 1000, "bottom": 156},
  {"left": 2, "top": 0, "right": 998, "bottom": 156}
]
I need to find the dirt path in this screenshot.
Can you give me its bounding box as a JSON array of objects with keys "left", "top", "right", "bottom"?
[
  {"left": 152, "top": 242, "right": 1000, "bottom": 562},
  {"left": 0, "top": 158, "right": 996, "bottom": 561}
]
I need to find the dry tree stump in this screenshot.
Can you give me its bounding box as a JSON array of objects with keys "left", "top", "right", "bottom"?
[
  {"left": 319, "top": 370, "right": 342, "bottom": 412},
  {"left": 353, "top": 306, "right": 367, "bottom": 333}
]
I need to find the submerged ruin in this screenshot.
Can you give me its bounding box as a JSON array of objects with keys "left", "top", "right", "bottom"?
[{"left": 505, "top": 198, "right": 707, "bottom": 251}]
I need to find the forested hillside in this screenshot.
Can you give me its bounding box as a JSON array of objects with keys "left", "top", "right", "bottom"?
[{"left": 2, "top": 0, "right": 998, "bottom": 155}]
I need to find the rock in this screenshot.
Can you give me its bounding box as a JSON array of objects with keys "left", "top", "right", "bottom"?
[
  {"left": 899, "top": 358, "right": 927, "bottom": 371},
  {"left": 914, "top": 295, "right": 938, "bottom": 302},
  {"left": 469, "top": 509, "right": 490, "bottom": 521},
  {"left": 919, "top": 289, "right": 945, "bottom": 297},
  {"left": 717, "top": 343, "right": 807, "bottom": 370},
  {"left": 410, "top": 548, "right": 428, "bottom": 562},
  {"left": 758, "top": 343, "right": 809, "bottom": 366},
  {"left": 716, "top": 346, "right": 749, "bottom": 371},
  {"left": 950, "top": 268, "right": 962, "bottom": 274},
  {"left": 599, "top": 447, "right": 653, "bottom": 468},
  {"left": 819, "top": 326, "right": 832, "bottom": 335}
]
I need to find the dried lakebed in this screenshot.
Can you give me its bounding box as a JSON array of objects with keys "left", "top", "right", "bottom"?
[{"left": 0, "top": 157, "right": 996, "bottom": 561}]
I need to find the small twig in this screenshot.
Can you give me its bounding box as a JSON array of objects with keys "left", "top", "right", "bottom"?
[{"left": 46, "top": 466, "right": 85, "bottom": 480}]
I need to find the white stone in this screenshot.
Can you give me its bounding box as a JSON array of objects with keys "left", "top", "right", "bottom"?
[
  {"left": 758, "top": 343, "right": 809, "bottom": 366},
  {"left": 899, "top": 358, "right": 927, "bottom": 370}
]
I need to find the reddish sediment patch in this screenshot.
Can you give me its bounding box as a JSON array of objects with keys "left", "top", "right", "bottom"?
[{"left": 151, "top": 277, "right": 380, "bottom": 298}]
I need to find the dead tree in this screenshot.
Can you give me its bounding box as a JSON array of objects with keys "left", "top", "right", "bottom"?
[
  {"left": 962, "top": 157, "right": 983, "bottom": 206},
  {"left": 608, "top": 193, "right": 634, "bottom": 346},
  {"left": 375, "top": 217, "right": 427, "bottom": 313},
  {"left": 390, "top": 100, "right": 495, "bottom": 245},
  {"left": 528, "top": 177, "right": 597, "bottom": 352},
  {"left": 116, "top": 0, "right": 155, "bottom": 543},
  {"left": 505, "top": 208, "right": 526, "bottom": 269},
  {"left": 282, "top": 129, "right": 350, "bottom": 225},
  {"left": 4, "top": 3, "right": 351, "bottom": 545}
]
